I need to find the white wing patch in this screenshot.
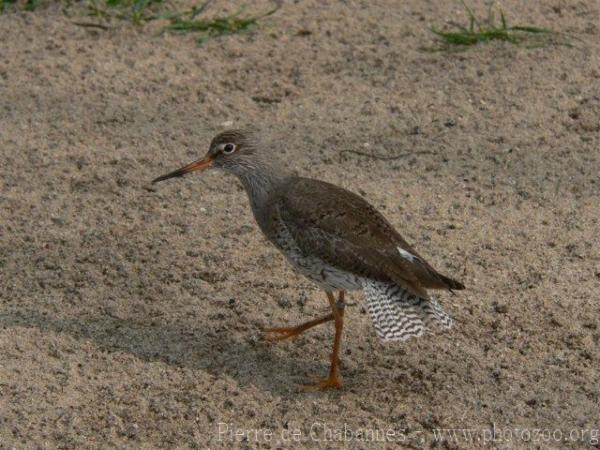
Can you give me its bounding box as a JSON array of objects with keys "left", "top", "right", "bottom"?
[{"left": 397, "top": 247, "right": 416, "bottom": 262}]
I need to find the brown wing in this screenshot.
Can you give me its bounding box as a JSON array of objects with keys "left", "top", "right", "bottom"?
[{"left": 278, "top": 177, "right": 464, "bottom": 298}]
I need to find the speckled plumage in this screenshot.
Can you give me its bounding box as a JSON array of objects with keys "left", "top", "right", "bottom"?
[
  {"left": 272, "top": 177, "right": 463, "bottom": 295},
  {"left": 255, "top": 176, "right": 462, "bottom": 339}
]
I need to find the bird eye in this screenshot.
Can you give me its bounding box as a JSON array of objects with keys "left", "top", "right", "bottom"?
[{"left": 222, "top": 143, "right": 236, "bottom": 154}]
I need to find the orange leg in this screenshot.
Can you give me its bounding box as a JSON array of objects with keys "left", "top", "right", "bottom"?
[
  {"left": 303, "top": 291, "right": 345, "bottom": 390},
  {"left": 263, "top": 313, "right": 334, "bottom": 341}
]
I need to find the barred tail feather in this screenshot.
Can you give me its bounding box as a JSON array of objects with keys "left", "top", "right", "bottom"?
[{"left": 362, "top": 280, "right": 453, "bottom": 342}]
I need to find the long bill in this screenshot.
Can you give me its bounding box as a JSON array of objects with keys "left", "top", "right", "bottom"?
[{"left": 152, "top": 156, "right": 213, "bottom": 183}]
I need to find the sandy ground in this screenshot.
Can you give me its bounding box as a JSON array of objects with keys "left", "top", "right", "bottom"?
[{"left": 1, "top": 0, "right": 599, "bottom": 448}]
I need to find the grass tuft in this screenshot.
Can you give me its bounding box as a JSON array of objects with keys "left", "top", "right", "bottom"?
[
  {"left": 428, "top": 1, "right": 571, "bottom": 50},
  {"left": 163, "top": 3, "right": 279, "bottom": 44},
  {"left": 1, "top": 0, "right": 279, "bottom": 44},
  {"left": 78, "top": 0, "right": 279, "bottom": 43},
  {"left": 85, "top": 0, "right": 167, "bottom": 25}
]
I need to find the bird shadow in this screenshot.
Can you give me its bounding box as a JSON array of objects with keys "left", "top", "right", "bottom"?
[{"left": 0, "top": 307, "right": 328, "bottom": 396}]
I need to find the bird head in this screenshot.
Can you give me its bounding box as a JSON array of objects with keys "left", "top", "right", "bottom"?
[{"left": 152, "top": 129, "right": 257, "bottom": 183}]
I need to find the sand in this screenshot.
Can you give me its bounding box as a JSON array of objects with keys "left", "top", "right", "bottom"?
[{"left": 0, "top": 0, "right": 599, "bottom": 448}]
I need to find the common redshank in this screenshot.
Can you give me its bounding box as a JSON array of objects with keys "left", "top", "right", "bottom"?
[{"left": 153, "top": 129, "right": 464, "bottom": 389}]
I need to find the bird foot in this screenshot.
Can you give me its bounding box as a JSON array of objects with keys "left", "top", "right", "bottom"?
[{"left": 302, "top": 373, "right": 343, "bottom": 390}]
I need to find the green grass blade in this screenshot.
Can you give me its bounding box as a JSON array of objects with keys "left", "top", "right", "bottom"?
[
  {"left": 432, "top": 29, "right": 479, "bottom": 45},
  {"left": 190, "top": 0, "right": 212, "bottom": 19},
  {"left": 500, "top": 10, "right": 507, "bottom": 30},
  {"left": 509, "top": 25, "right": 552, "bottom": 34}
]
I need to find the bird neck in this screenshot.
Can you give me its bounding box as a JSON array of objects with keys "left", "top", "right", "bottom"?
[
  {"left": 238, "top": 166, "right": 288, "bottom": 213},
  {"left": 226, "top": 152, "right": 291, "bottom": 225}
]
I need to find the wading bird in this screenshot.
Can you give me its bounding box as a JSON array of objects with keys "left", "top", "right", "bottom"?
[{"left": 153, "top": 130, "right": 464, "bottom": 389}]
